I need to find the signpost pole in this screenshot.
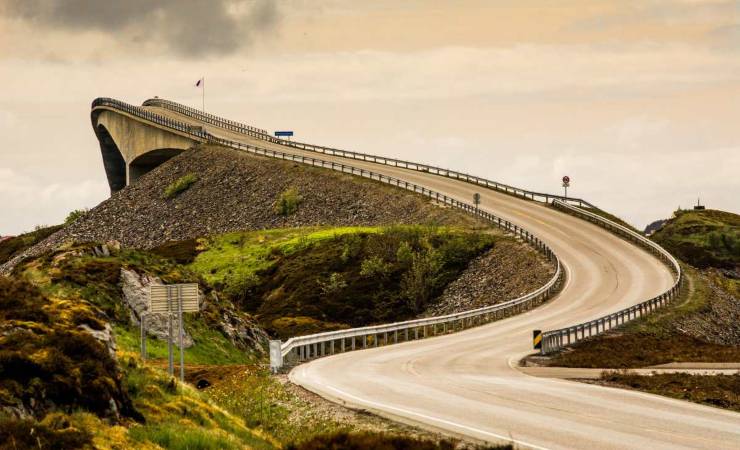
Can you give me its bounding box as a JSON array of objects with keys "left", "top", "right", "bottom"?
[
  {"left": 167, "top": 286, "right": 174, "bottom": 377},
  {"left": 140, "top": 314, "right": 147, "bottom": 361},
  {"left": 178, "top": 285, "right": 185, "bottom": 384},
  {"left": 561, "top": 176, "right": 570, "bottom": 200}
]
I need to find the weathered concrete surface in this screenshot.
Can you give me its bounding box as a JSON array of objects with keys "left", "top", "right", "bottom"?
[{"left": 93, "top": 109, "right": 200, "bottom": 193}]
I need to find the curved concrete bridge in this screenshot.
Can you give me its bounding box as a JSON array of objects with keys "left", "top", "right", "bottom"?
[
  {"left": 90, "top": 98, "right": 740, "bottom": 449},
  {"left": 92, "top": 101, "right": 204, "bottom": 193}
]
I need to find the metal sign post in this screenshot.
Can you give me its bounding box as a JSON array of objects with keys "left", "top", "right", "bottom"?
[
  {"left": 473, "top": 192, "right": 481, "bottom": 212},
  {"left": 149, "top": 283, "right": 199, "bottom": 383},
  {"left": 562, "top": 175, "right": 570, "bottom": 199}
]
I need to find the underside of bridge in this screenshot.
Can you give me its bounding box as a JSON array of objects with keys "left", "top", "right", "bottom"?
[
  {"left": 128, "top": 148, "right": 185, "bottom": 184},
  {"left": 92, "top": 109, "right": 200, "bottom": 194}
]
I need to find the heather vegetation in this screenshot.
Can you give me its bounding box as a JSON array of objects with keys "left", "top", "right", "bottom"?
[
  {"left": 651, "top": 209, "right": 740, "bottom": 269},
  {"left": 601, "top": 371, "right": 740, "bottom": 412},
  {"left": 179, "top": 225, "right": 497, "bottom": 338},
  {"left": 0, "top": 224, "right": 63, "bottom": 265}
]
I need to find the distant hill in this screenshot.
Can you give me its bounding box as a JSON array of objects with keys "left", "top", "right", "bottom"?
[{"left": 651, "top": 209, "right": 739, "bottom": 269}]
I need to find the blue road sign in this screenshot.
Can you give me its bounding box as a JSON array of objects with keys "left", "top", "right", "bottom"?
[{"left": 275, "top": 131, "right": 294, "bottom": 137}]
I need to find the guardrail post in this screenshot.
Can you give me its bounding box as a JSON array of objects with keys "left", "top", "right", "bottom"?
[{"left": 269, "top": 340, "right": 282, "bottom": 373}]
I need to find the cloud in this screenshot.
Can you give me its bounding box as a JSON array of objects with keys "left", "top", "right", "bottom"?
[
  {"left": 1, "top": 0, "right": 279, "bottom": 57},
  {"left": 0, "top": 167, "right": 108, "bottom": 235}
]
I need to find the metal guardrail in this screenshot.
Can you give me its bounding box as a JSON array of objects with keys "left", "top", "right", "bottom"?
[
  {"left": 141, "top": 98, "right": 597, "bottom": 209},
  {"left": 142, "top": 98, "right": 269, "bottom": 137},
  {"left": 538, "top": 200, "right": 683, "bottom": 354},
  {"left": 92, "top": 97, "right": 564, "bottom": 371}
]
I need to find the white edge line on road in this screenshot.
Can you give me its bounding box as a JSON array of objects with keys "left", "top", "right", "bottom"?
[{"left": 319, "top": 382, "right": 552, "bottom": 450}]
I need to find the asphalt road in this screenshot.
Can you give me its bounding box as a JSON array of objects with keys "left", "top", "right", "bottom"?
[{"left": 145, "top": 105, "right": 740, "bottom": 449}]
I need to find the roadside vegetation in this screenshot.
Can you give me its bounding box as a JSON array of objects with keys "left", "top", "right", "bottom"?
[
  {"left": 651, "top": 208, "right": 739, "bottom": 269},
  {"left": 171, "top": 225, "right": 497, "bottom": 338},
  {"left": 601, "top": 371, "right": 740, "bottom": 412},
  {"left": 0, "top": 224, "right": 63, "bottom": 265},
  {"left": 1, "top": 222, "right": 531, "bottom": 448}
]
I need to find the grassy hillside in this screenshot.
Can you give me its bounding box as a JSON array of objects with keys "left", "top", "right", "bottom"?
[
  {"left": 651, "top": 209, "right": 740, "bottom": 269},
  {"left": 0, "top": 224, "right": 62, "bottom": 265},
  {"left": 188, "top": 226, "right": 496, "bottom": 338},
  {"left": 1, "top": 222, "right": 543, "bottom": 448}
]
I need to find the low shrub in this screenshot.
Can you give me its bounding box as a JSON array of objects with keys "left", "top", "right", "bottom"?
[
  {"left": 274, "top": 187, "right": 303, "bottom": 216},
  {"left": 0, "top": 417, "right": 93, "bottom": 450},
  {"left": 163, "top": 173, "right": 198, "bottom": 199},
  {"left": 64, "top": 208, "right": 89, "bottom": 225}
]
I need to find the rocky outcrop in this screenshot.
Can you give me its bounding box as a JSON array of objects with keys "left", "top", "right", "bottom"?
[
  {"left": 120, "top": 268, "right": 195, "bottom": 348},
  {"left": 675, "top": 269, "right": 740, "bottom": 346},
  {"left": 424, "top": 239, "right": 555, "bottom": 317}
]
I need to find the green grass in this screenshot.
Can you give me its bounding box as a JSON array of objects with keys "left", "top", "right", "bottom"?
[
  {"left": 188, "top": 226, "right": 382, "bottom": 298},
  {"left": 0, "top": 224, "right": 63, "bottom": 265},
  {"left": 123, "top": 359, "right": 276, "bottom": 449},
  {"left": 163, "top": 173, "right": 198, "bottom": 199},
  {"left": 186, "top": 225, "right": 497, "bottom": 338},
  {"left": 115, "top": 321, "right": 253, "bottom": 366},
  {"left": 651, "top": 209, "right": 740, "bottom": 269}
]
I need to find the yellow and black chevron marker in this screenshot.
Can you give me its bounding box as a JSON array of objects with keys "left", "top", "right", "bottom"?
[{"left": 533, "top": 330, "right": 542, "bottom": 350}]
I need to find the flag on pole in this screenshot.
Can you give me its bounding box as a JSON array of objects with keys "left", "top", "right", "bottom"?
[{"left": 195, "top": 78, "right": 203, "bottom": 87}]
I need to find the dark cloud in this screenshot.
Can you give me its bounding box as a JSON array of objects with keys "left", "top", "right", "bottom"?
[{"left": 2, "top": 0, "right": 279, "bottom": 57}]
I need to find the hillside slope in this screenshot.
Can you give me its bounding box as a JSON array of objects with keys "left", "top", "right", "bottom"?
[
  {"left": 543, "top": 208, "right": 740, "bottom": 367},
  {"left": 651, "top": 209, "right": 739, "bottom": 270},
  {"left": 0, "top": 145, "right": 484, "bottom": 275}
]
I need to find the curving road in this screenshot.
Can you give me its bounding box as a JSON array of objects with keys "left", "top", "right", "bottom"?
[{"left": 143, "top": 104, "right": 740, "bottom": 449}]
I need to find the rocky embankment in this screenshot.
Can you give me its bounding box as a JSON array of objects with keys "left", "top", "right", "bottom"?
[
  {"left": 425, "top": 239, "right": 555, "bottom": 316},
  {"left": 0, "top": 144, "right": 482, "bottom": 274}
]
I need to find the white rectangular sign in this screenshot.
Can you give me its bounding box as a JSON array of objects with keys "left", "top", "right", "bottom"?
[{"left": 149, "top": 283, "right": 199, "bottom": 313}]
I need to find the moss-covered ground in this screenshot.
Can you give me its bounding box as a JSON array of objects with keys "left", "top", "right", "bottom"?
[
  {"left": 651, "top": 209, "right": 739, "bottom": 269},
  {"left": 170, "top": 225, "right": 498, "bottom": 338}
]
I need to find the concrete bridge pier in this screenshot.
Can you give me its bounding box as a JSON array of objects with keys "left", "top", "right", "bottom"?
[{"left": 93, "top": 109, "right": 200, "bottom": 193}]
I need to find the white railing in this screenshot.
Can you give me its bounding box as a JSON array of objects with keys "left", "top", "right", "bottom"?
[
  {"left": 141, "top": 98, "right": 597, "bottom": 209},
  {"left": 538, "top": 200, "right": 683, "bottom": 354}
]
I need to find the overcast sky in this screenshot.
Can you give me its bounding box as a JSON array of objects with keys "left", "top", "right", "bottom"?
[{"left": 1, "top": 0, "right": 738, "bottom": 235}]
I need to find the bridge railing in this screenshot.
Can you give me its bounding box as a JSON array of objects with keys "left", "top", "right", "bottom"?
[
  {"left": 142, "top": 98, "right": 270, "bottom": 138},
  {"left": 92, "top": 97, "right": 564, "bottom": 370},
  {"left": 538, "top": 200, "right": 683, "bottom": 354},
  {"left": 141, "top": 98, "right": 597, "bottom": 209}
]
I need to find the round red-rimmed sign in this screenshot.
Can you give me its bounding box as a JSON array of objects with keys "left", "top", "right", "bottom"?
[{"left": 562, "top": 175, "right": 570, "bottom": 184}]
